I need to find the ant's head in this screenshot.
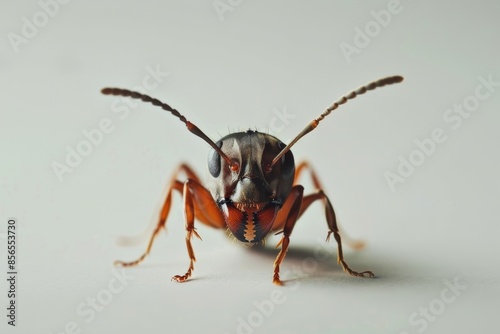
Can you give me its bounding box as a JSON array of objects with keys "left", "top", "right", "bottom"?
[{"left": 207, "top": 130, "right": 294, "bottom": 243}]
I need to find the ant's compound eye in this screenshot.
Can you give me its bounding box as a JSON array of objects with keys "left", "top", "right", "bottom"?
[
  {"left": 208, "top": 140, "right": 223, "bottom": 178},
  {"left": 278, "top": 142, "right": 294, "bottom": 180}
]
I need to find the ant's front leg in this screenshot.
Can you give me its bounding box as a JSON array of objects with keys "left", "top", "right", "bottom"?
[
  {"left": 294, "top": 160, "right": 365, "bottom": 250},
  {"left": 171, "top": 179, "right": 226, "bottom": 282},
  {"left": 271, "top": 185, "right": 374, "bottom": 285},
  {"left": 115, "top": 164, "right": 226, "bottom": 282},
  {"left": 272, "top": 185, "right": 304, "bottom": 285}
]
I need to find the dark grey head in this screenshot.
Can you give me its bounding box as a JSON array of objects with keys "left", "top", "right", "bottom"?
[{"left": 207, "top": 130, "right": 294, "bottom": 243}]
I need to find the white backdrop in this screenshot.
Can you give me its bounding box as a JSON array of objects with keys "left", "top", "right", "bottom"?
[{"left": 1, "top": 1, "right": 499, "bottom": 333}]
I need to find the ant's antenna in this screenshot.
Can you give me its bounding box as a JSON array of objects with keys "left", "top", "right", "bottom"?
[
  {"left": 101, "top": 88, "right": 234, "bottom": 167},
  {"left": 271, "top": 75, "right": 404, "bottom": 166}
]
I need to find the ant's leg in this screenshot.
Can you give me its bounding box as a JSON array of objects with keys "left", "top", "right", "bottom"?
[
  {"left": 171, "top": 178, "right": 226, "bottom": 282},
  {"left": 115, "top": 164, "right": 224, "bottom": 269},
  {"left": 303, "top": 190, "right": 374, "bottom": 278},
  {"left": 293, "top": 160, "right": 365, "bottom": 250},
  {"left": 272, "top": 186, "right": 304, "bottom": 285},
  {"left": 271, "top": 187, "right": 373, "bottom": 285}
]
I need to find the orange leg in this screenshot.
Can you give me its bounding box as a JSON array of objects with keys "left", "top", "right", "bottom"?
[
  {"left": 293, "top": 160, "right": 365, "bottom": 250},
  {"left": 115, "top": 164, "right": 225, "bottom": 282},
  {"left": 294, "top": 161, "right": 323, "bottom": 189},
  {"left": 272, "top": 162, "right": 374, "bottom": 285},
  {"left": 304, "top": 190, "right": 373, "bottom": 278},
  {"left": 273, "top": 186, "right": 304, "bottom": 285}
]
